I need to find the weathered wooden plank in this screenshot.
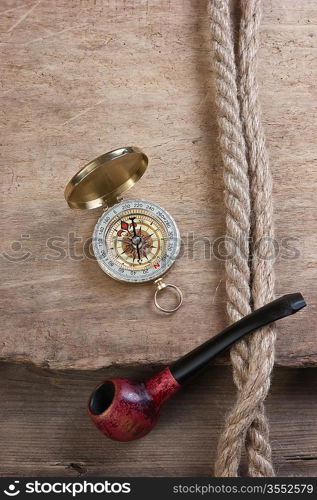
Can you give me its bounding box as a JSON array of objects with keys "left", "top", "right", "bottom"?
[
  {"left": 0, "top": 0, "right": 316, "bottom": 369},
  {"left": 0, "top": 362, "right": 316, "bottom": 477}
]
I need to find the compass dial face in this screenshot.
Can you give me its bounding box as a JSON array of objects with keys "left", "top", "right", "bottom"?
[{"left": 92, "top": 199, "right": 180, "bottom": 283}]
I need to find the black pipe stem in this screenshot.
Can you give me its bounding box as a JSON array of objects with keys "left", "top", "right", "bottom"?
[{"left": 170, "top": 293, "right": 306, "bottom": 384}]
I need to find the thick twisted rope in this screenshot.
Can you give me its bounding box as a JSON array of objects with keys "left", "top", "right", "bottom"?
[{"left": 209, "top": 0, "right": 276, "bottom": 476}]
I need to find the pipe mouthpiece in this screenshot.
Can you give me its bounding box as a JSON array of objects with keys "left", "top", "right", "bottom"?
[{"left": 284, "top": 292, "right": 306, "bottom": 313}]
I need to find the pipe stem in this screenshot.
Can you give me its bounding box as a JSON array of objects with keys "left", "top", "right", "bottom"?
[{"left": 170, "top": 293, "right": 306, "bottom": 384}]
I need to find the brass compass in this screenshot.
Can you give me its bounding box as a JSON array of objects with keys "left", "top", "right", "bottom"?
[{"left": 64, "top": 147, "right": 182, "bottom": 312}]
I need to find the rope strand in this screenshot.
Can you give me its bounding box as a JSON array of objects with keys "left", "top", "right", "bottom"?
[
  {"left": 239, "top": 0, "right": 276, "bottom": 477},
  {"left": 209, "top": 0, "right": 276, "bottom": 477},
  {"left": 209, "top": 0, "right": 252, "bottom": 476}
]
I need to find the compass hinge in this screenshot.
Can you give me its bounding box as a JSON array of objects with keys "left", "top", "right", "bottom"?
[{"left": 105, "top": 196, "right": 123, "bottom": 208}]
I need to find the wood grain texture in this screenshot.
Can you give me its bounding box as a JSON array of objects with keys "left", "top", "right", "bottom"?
[
  {"left": 0, "top": 0, "right": 316, "bottom": 369},
  {"left": 0, "top": 362, "right": 316, "bottom": 477}
]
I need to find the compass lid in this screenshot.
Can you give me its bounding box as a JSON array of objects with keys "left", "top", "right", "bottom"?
[{"left": 64, "top": 147, "right": 148, "bottom": 210}]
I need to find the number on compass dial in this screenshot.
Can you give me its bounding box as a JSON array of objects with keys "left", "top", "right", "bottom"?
[{"left": 92, "top": 200, "right": 180, "bottom": 284}]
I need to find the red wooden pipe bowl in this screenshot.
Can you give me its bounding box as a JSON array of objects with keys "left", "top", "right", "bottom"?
[{"left": 87, "top": 367, "right": 180, "bottom": 441}]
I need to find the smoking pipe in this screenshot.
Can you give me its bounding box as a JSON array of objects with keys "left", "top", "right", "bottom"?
[{"left": 88, "top": 293, "right": 306, "bottom": 441}]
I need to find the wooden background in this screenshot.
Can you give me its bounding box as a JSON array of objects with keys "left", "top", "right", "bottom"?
[
  {"left": 0, "top": 0, "right": 316, "bottom": 478},
  {"left": 0, "top": 0, "right": 316, "bottom": 370},
  {"left": 0, "top": 362, "right": 316, "bottom": 477}
]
